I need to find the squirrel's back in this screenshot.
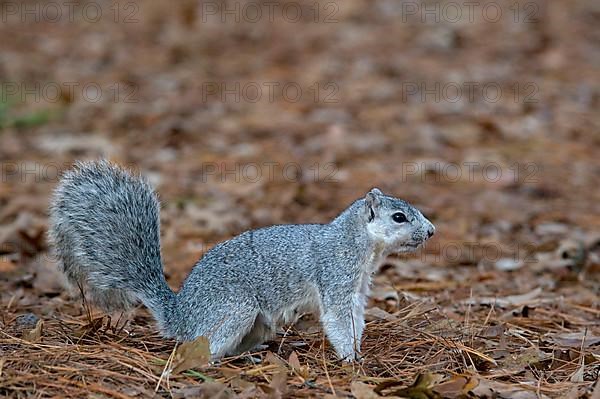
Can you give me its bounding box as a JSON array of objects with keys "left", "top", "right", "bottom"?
[{"left": 49, "top": 160, "right": 177, "bottom": 333}]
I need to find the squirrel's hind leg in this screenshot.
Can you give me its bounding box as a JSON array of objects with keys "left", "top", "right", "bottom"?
[
  {"left": 199, "top": 299, "right": 261, "bottom": 359},
  {"left": 231, "top": 314, "right": 274, "bottom": 355}
]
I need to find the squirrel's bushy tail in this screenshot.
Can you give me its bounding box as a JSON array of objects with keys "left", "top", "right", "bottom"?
[{"left": 49, "top": 160, "right": 178, "bottom": 335}]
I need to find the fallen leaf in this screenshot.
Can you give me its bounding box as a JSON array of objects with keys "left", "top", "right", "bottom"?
[
  {"left": 0, "top": 258, "right": 17, "bottom": 273},
  {"left": 481, "top": 324, "right": 505, "bottom": 338},
  {"left": 471, "top": 379, "right": 551, "bottom": 399},
  {"left": 269, "top": 370, "right": 288, "bottom": 397},
  {"left": 73, "top": 316, "right": 105, "bottom": 338},
  {"left": 550, "top": 332, "right": 600, "bottom": 348},
  {"left": 230, "top": 377, "right": 255, "bottom": 391},
  {"left": 172, "top": 336, "right": 211, "bottom": 374},
  {"left": 365, "top": 307, "right": 397, "bottom": 321},
  {"left": 172, "top": 381, "right": 233, "bottom": 399},
  {"left": 22, "top": 319, "right": 43, "bottom": 343},
  {"left": 376, "top": 373, "right": 444, "bottom": 398},
  {"left": 371, "top": 287, "right": 400, "bottom": 302},
  {"left": 288, "top": 351, "right": 301, "bottom": 370},
  {"left": 31, "top": 257, "right": 64, "bottom": 294},
  {"left": 500, "top": 347, "right": 546, "bottom": 370},
  {"left": 569, "top": 362, "right": 584, "bottom": 383},
  {"left": 351, "top": 381, "right": 380, "bottom": 399},
  {"left": 264, "top": 351, "right": 287, "bottom": 369},
  {"left": 591, "top": 379, "right": 600, "bottom": 399},
  {"left": 432, "top": 375, "right": 479, "bottom": 398},
  {"left": 287, "top": 351, "right": 309, "bottom": 379},
  {"left": 462, "top": 287, "right": 543, "bottom": 307},
  {"left": 236, "top": 385, "right": 264, "bottom": 399}
]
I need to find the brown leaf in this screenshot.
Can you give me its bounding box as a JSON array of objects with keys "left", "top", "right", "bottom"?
[
  {"left": 287, "top": 351, "right": 301, "bottom": 370},
  {"left": 462, "top": 287, "right": 543, "bottom": 307},
  {"left": 230, "top": 376, "right": 255, "bottom": 391},
  {"left": 22, "top": 319, "right": 43, "bottom": 343},
  {"left": 31, "top": 257, "right": 64, "bottom": 294},
  {"left": 172, "top": 336, "right": 211, "bottom": 374},
  {"left": 471, "top": 379, "right": 551, "bottom": 399},
  {"left": 501, "top": 347, "right": 547, "bottom": 370},
  {"left": 377, "top": 373, "right": 444, "bottom": 399},
  {"left": 73, "top": 316, "right": 105, "bottom": 338},
  {"left": 364, "top": 307, "right": 397, "bottom": 322},
  {"left": 0, "top": 258, "right": 17, "bottom": 273},
  {"left": 591, "top": 379, "right": 600, "bottom": 399},
  {"left": 351, "top": 381, "right": 380, "bottom": 399},
  {"left": 268, "top": 370, "right": 288, "bottom": 398},
  {"left": 550, "top": 332, "right": 600, "bottom": 348},
  {"left": 172, "top": 381, "right": 233, "bottom": 399},
  {"left": 219, "top": 367, "right": 242, "bottom": 378},
  {"left": 569, "top": 362, "right": 584, "bottom": 383},
  {"left": 236, "top": 386, "right": 264, "bottom": 399},
  {"left": 433, "top": 375, "right": 479, "bottom": 398},
  {"left": 287, "top": 351, "right": 309, "bottom": 380},
  {"left": 264, "top": 351, "right": 287, "bottom": 369},
  {"left": 481, "top": 324, "right": 505, "bottom": 338},
  {"left": 0, "top": 212, "right": 46, "bottom": 257},
  {"left": 371, "top": 287, "right": 400, "bottom": 303}
]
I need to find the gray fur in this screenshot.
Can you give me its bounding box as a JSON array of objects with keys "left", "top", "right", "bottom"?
[{"left": 49, "top": 160, "right": 435, "bottom": 361}]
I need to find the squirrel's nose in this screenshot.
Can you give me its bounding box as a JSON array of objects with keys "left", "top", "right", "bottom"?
[{"left": 427, "top": 227, "right": 435, "bottom": 238}]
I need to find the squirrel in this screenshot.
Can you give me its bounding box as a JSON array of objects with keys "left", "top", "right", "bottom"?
[{"left": 49, "top": 160, "right": 435, "bottom": 361}]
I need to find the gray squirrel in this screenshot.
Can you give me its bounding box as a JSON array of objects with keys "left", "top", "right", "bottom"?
[{"left": 49, "top": 160, "right": 435, "bottom": 361}]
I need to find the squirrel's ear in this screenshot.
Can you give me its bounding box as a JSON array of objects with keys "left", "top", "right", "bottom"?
[{"left": 365, "top": 188, "right": 382, "bottom": 222}]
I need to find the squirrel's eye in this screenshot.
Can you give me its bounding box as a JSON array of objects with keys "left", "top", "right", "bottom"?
[{"left": 392, "top": 212, "right": 408, "bottom": 223}]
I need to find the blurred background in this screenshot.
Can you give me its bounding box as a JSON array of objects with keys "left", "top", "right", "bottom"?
[
  {"left": 0, "top": 0, "right": 599, "bottom": 395},
  {"left": 1, "top": 0, "right": 598, "bottom": 280}
]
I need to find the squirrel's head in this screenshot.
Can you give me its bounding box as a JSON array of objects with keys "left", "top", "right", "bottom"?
[{"left": 363, "top": 188, "right": 435, "bottom": 254}]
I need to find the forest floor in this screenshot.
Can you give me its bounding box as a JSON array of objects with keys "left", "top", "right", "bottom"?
[{"left": 0, "top": 0, "right": 599, "bottom": 397}]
